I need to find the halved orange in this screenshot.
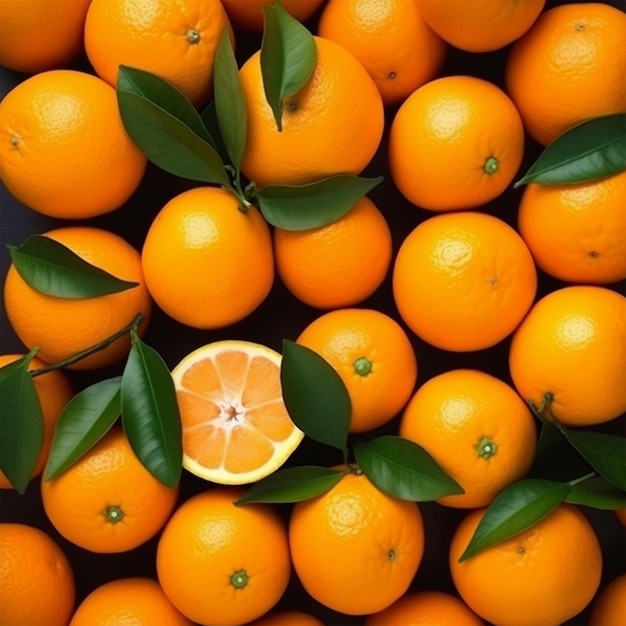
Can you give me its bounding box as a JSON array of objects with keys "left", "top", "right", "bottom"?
[{"left": 171, "top": 340, "right": 304, "bottom": 484}]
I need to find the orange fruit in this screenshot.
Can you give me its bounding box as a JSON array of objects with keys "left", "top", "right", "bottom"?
[
  {"left": 364, "top": 590, "right": 485, "bottom": 626},
  {"left": 249, "top": 611, "right": 325, "bottom": 626},
  {"left": 415, "top": 0, "right": 545, "bottom": 52},
  {"left": 4, "top": 226, "right": 152, "bottom": 370},
  {"left": 141, "top": 186, "right": 274, "bottom": 329},
  {"left": 221, "top": 0, "right": 325, "bottom": 32},
  {"left": 509, "top": 285, "right": 626, "bottom": 427},
  {"left": 289, "top": 468, "right": 425, "bottom": 615},
  {"left": 171, "top": 340, "right": 304, "bottom": 484},
  {"left": 399, "top": 369, "right": 537, "bottom": 509},
  {"left": 69, "top": 577, "right": 194, "bottom": 626},
  {"left": 296, "top": 308, "right": 418, "bottom": 433},
  {"left": 0, "top": 0, "right": 92, "bottom": 73},
  {"left": 615, "top": 507, "right": 626, "bottom": 526},
  {"left": 156, "top": 487, "right": 291, "bottom": 626},
  {"left": 388, "top": 75, "right": 525, "bottom": 211},
  {"left": 0, "top": 354, "right": 73, "bottom": 490},
  {"left": 317, "top": 0, "right": 447, "bottom": 106},
  {"left": 505, "top": 2, "right": 626, "bottom": 146},
  {"left": 392, "top": 211, "right": 537, "bottom": 352},
  {"left": 0, "top": 522, "right": 75, "bottom": 626},
  {"left": 84, "top": 0, "right": 232, "bottom": 108},
  {"left": 0, "top": 69, "right": 147, "bottom": 219},
  {"left": 40, "top": 426, "right": 179, "bottom": 553},
  {"left": 273, "top": 196, "right": 393, "bottom": 309},
  {"left": 239, "top": 35, "right": 384, "bottom": 187},
  {"left": 589, "top": 573, "right": 626, "bottom": 626},
  {"left": 449, "top": 504, "right": 603, "bottom": 626},
  {"left": 517, "top": 170, "right": 626, "bottom": 285}
]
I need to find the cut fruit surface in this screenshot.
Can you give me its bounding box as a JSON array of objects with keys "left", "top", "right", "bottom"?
[{"left": 171, "top": 340, "right": 304, "bottom": 484}]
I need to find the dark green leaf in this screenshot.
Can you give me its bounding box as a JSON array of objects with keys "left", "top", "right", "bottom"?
[
  {"left": 235, "top": 466, "right": 345, "bottom": 504},
  {"left": 355, "top": 436, "right": 464, "bottom": 502},
  {"left": 117, "top": 66, "right": 230, "bottom": 186},
  {"left": 8, "top": 235, "right": 138, "bottom": 298},
  {"left": 565, "top": 476, "right": 626, "bottom": 510},
  {"left": 459, "top": 479, "right": 570, "bottom": 561},
  {"left": 515, "top": 113, "right": 626, "bottom": 187},
  {"left": 200, "top": 102, "right": 231, "bottom": 166},
  {"left": 0, "top": 352, "right": 44, "bottom": 493},
  {"left": 256, "top": 175, "right": 383, "bottom": 231},
  {"left": 121, "top": 337, "right": 182, "bottom": 487},
  {"left": 280, "top": 339, "right": 350, "bottom": 454},
  {"left": 44, "top": 378, "right": 121, "bottom": 480},
  {"left": 260, "top": 1, "right": 316, "bottom": 131}
]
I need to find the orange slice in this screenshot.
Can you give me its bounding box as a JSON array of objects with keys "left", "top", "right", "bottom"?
[{"left": 171, "top": 340, "right": 304, "bottom": 484}]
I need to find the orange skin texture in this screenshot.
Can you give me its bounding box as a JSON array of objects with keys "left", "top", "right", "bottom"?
[
  {"left": 249, "top": 611, "right": 325, "bottom": 626},
  {"left": 588, "top": 573, "right": 626, "bottom": 626},
  {"left": 221, "top": 0, "right": 325, "bottom": 32}
]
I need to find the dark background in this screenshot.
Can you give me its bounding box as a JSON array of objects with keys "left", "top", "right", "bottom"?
[{"left": 1, "top": 1, "right": 625, "bottom": 624}]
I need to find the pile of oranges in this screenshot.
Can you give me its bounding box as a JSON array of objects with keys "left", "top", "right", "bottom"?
[{"left": 1, "top": 0, "right": 625, "bottom": 625}]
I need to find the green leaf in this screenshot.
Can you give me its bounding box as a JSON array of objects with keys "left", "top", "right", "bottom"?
[
  {"left": 565, "top": 476, "right": 626, "bottom": 510},
  {"left": 8, "top": 235, "right": 138, "bottom": 298},
  {"left": 260, "top": 0, "right": 316, "bottom": 131},
  {"left": 0, "top": 352, "right": 44, "bottom": 493},
  {"left": 121, "top": 337, "right": 182, "bottom": 487},
  {"left": 256, "top": 175, "right": 384, "bottom": 231},
  {"left": 280, "top": 339, "right": 350, "bottom": 454},
  {"left": 459, "top": 478, "right": 570, "bottom": 562},
  {"left": 355, "top": 436, "right": 464, "bottom": 502},
  {"left": 44, "top": 378, "right": 121, "bottom": 480},
  {"left": 235, "top": 466, "right": 345, "bottom": 505},
  {"left": 515, "top": 113, "right": 626, "bottom": 187},
  {"left": 117, "top": 65, "right": 230, "bottom": 187},
  {"left": 200, "top": 102, "right": 232, "bottom": 166}
]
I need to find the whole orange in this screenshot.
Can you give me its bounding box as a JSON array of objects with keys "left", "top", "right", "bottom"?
[
  {"left": 40, "top": 426, "right": 179, "bottom": 553},
  {"left": 156, "top": 487, "right": 291, "bottom": 626},
  {"left": 389, "top": 75, "right": 524, "bottom": 211},
  {"left": 505, "top": 2, "right": 626, "bottom": 146},
  {"left": 4, "top": 226, "right": 152, "bottom": 370},
  {"left": 84, "top": 0, "right": 232, "bottom": 108},
  {"left": 588, "top": 573, "right": 626, "bottom": 626},
  {"left": 0, "top": 522, "right": 75, "bottom": 626},
  {"left": 0, "top": 354, "right": 73, "bottom": 489},
  {"left": 449, "top": 504, "right": 603, "bottom": 626},
  {"left": 141, "top": 186, "right": 274, "bottom": 329},
  {"left": 220, "top": 0, "right": 325, "bottom": 32},
  {"left": 517, "top": 171, "right": 626, "bottom": 285},
  {"left": 318, "top": 0, "right": 447, "bottom": 106},
  {"left": 399, "top": 369, "right": 537, "bottom": 508},
  {"left": 392, "top": 212, "right": 537, "bottom": 352},
  {"left": 273, "top": 196, "right": 393, "bottom": 309},
  {"left": 239, "top": 36, "right": 384, "bottom": 187},
  {"left": 0, "top": 70, "right": 147, "bottom": 219},
  {"left": 289, "top": 469, "right": 425, "bottom": 615},
  {"left": 249, "top": 611, "right": 325, "bottom": 626},
  {"left": 296, "top": 308, "right": 418, "bottom": 433},
  {"left": 509, "top": 285, "right": 626, "bottom": 426},
  {"left": 0, "top": 0, "right": 92, "bottom": 73}
]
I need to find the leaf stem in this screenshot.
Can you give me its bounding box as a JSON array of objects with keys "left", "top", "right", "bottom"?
[{"left": 567, "top": 472, "right": 597, "bottom": 488}]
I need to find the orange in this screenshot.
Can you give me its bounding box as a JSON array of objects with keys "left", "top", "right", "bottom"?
[
  {"left": 317, "top": 0, "right": 447, "bottom": 106},
  {"left": 289, "top": 468, "right": 425, "bottom": 615},
  {"left": 509, "top": 285, "right": 626, "bottom": 427},
  {"left": 69, "top": 577, "right": 194, "bottom": 626},
  {"left": 220, "top": 0, "right": 325, "bottom": 32},
  {"left": 171, "top": 340, "right": 304, "bottom": 484},
  {"left": 0, "top": 522, "right": 75, "bottom": 626},
  {"left": 296, "top": 308, "right": 418, "bottom": 433},
  {"left": 0, "top": 69, "right": 147, "bottom": 219},
  {"left": 239, "top": 35, "right": 384, "bottom": 187},
  {"left": 517, "top": 171, "right": 626, "bottom": 285},
  {"left": 616, "top": 507, "right": 626, "bottom": 526},
  {"left": 392, "top": 212, "right": 537, "bottom": 352},
  {"left": 273, "top": 196, "right": 393, "bottom": 309},
  {"left": 364, "top": 590, "right": 485, "bottom": 626},
  {"left": 0, "top": 0, "right": 92, "bottom": 73},
  {"left": 156, "top": 487, "right": 291, "bottom": 626},
  {"left": 0, "top": 354, "right": 73, "bottom": 489},
  {"left": 505, "top": 2, "right": 626, "bottom": 146},
  {"left": 141, "top": 186, "right": 274, "bottom": 329},
  {"left": 449, "top": 504, "right": 603, "bottom": 626},
  {"left": 388, "top": 75, "right": 524, "bottom": 211},
  {"left": 415, "top": 0, "right": 545, "bottom": 52},
  {"left": 84, "top": 0, "right": 232, "bottom": 108},
  {"left": 589, "top": 573, "right": 626, "bottom": 626},
  {"left": 4, "top": 226, "right": 152, "bottom": 370},
  {"left": 249, "top": 611, "right": 325, "bottom": 626},
  {"left": 399, "top": 369, "right": 537, "bottom": 509},
  {"left": 40, "top": 426, "right": 179, "bottom": 553}
]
